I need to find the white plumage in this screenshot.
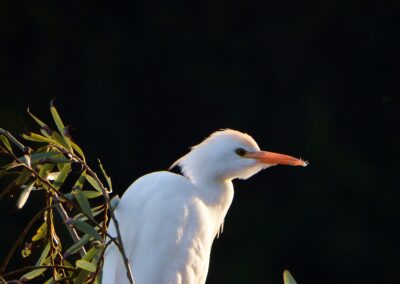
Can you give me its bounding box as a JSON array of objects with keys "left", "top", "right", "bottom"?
[{"left": 102, "top": 129, "right": 306, "bottom": 284}]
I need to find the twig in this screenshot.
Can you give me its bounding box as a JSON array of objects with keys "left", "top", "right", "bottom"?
[
  {"left": 0, "top": 206, "right": 54, "bottom": 273},
  {"left": 1, "top": 265, "right": 76, "bottom": 279},
  {"left": 0, "top": 128, "right": 30, "bottom": 153},
  {"left": 0, "top": 131, "right": 86, "bottom": 257},
  {"left": 51, "top": 145, "right": 135, "bottom": 283}
]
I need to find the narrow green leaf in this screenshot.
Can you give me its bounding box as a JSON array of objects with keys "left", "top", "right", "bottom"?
[
  {"left": 17, "top": 181, "right": 35, "bottom": 209},
  {"left": 52, "top": 132, "right": 72, "bottom": 151},
  {"left": 86, "top": 175, "right": 102, "bottom": 193},
  {"left": 70, "top": 140, "right": 85, "bottom": 161},
  {"left": 38, "top": 163, "right": 55, "bottom": 179},
  {"left": 36, "top": 242, "right": 51, "bottom": 266},
  {"left": 82, "top": 247, "right": 98, "bottom": 262},
  {"left": 52, "top": 163, "right": 71, "bottom": 190},
  {"left": 283, "top": 270, "right": 297, "bottom": 284},
  {"left": 73, "top": 269, "right": 90, "bottom": 283},
  {"left": 82, "top": 190, "right": 102, "bottom": 199},
  {"left": 27, "top": 107, "right": 52, "bottom": 137},
  {"left": 65, "top": 234, "right": 91, "bottom": 255},
  {"left": 98, "top": 159, "right": 112, "bottom": 192},
  {"left": 74, "top": 171, "right": 86, "bottom": 190},
  {"left": 22, "top": 132, "right": 55, "bottom": 144},
  {"left": 20, "top": 268, "right": 47, "bottom": 281},
  {"left": 0, "top": 135, "right": 12, "bottom": 153},
  {"left": 50, "top": 101, "right": 66, "bottom": 135},
  {"left": 75, "top": 207, "right": 104, "bottom": 222},
  {"left": 32, "top": 222, "right": 48, "bottom": 241},
  {"left": 71, "top": 219, "right": 101, "bottom": 240},
  {"left": 15, "top": 168, "right": 32, "bottom": 185},
  {"left": 76, "top": 259, "right": 96, "bottom": 272},
  {"left": 74, "top": 189, "right": 93, "bottom": 219},
  {"left": 2, "top": 152, "right": 60, "bottom": 170}
]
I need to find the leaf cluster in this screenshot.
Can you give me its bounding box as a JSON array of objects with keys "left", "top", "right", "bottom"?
[{"left": 0, "top": 102, "right": 122, "bottom": 284}]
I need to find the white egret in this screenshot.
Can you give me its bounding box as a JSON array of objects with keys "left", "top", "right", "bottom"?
[{"left": 102, "top": 129, "right": 307, "bottom": 284}]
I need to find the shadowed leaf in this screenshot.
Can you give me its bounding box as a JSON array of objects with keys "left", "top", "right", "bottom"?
[
  {"left": 36, "top": 242, "right": 50, "bottom": 266},
  {"left": 110, "top": 195, "right": 120, "bottom": 211},
  {"left": 74, "top": 189, "right": 93, "bottom": 219},
  {"left": 71, "top": 219, "right": 101, "bottom": 240},
  {"left": 65, "top": 234, "right": 91, "bottom": 256},
  {"left": 27, "top": 107, "right": 52, "bottom": 137}
]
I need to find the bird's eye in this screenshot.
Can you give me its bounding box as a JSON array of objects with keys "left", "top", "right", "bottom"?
[{"left": 235, "top": 148, "right": 246, "bottom": 157}]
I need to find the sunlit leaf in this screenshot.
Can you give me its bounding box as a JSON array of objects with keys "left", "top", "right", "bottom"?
[
  {"left": 22, "top": 132, "right": 55, "bottom": 144},
  {"left": 36, "top": 242, "right": 50, "bottom": 266},
  {"left": 70, "top": 140, "right": 85, "bottom": 161},
  {"left": 99, "top": 159, "right": 112, "bottom": 193},
  {"left": 16, "top": 181, "right": 35, "bottom": 209},
  {"left": 82, "top": 246, "right": 99, "bottom": 262},
  {"left": 52, "top": 163, "right": 71, "bottom": 190},
  {"left": 283, "top": 270, "right": 297, "bottom": 284},
  {"left": 82, "top": 190, "right": 102, "bottom": 199},
  {"left": 50, "top": 101, "right": 66, "bottom": 135},
  {"left": 20, "top": 268, "right": 47, "bottom": 281},
  {"left": 22, "top": 242, "right": 33, "bottom": 258},
  {"left": 65, "top": 234, "right": 91, "bottom": 255},
  {"left": 46, "top": 171, "right": 60, "bottom": 181},
  {"left": 52, "top": 132, "right": 72, "bottom": 151},
  {"left": 38, "top": 163, "right": 55, "bottom": 179},
  {"left": 0, "top": 135, "right": 12, "bottom": 153},
  {"left": 76, "top": 259, "right": 96, "bottom": 272},
  {"left": 71, "top": 219, "right": 101, "bottom": 240},
  {"left": 86, "top": 174, "right": 102, "bottom": 193},
  {"left": 32, "top": 222, "right": 48, "bottom": 242},
  {"left": 74, "top": 189, "right": 93, "bottom": 219}
]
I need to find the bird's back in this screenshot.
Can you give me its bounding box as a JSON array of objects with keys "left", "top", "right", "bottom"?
[{"left": 102, "top": 171, "right": 215, "bottom": 284}]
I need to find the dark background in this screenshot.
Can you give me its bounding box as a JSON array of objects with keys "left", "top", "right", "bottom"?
[{"left": 1, "top": 1, "right": 400, "bottom": 283}]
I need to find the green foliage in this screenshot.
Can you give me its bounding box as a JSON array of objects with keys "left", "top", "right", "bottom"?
[
  {"left": 0, "top": 103, "right": 117, "bottom": 283},
  {"left": 283, "top": 270, "right": 298, "bottom": 284}
]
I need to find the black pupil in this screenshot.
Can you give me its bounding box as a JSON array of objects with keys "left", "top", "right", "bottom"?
[{"left": 236, "top": 148, "right": 246, "bottom": 156}]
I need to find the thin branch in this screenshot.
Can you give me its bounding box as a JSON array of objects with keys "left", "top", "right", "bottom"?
[
  {"left": 2, "top": 125, "right": 135, "bottom": 283},
  {"left": 0, "top": 128, "right": 30, "bottom": 153},
  {"left": 50, "top": 144, "right": 135, "bottom": 283},
  {"left": 78, "top": 161, "right": 135, "bottom": 283},
  {"left": 0, "top": 132, "right": 86, "bottom": 257},
  {"left": 2, "top": 265, "right": 76, "bottom": 279},
  {"left": 0, "top": 206, "right": 54, "bottom": 273}
]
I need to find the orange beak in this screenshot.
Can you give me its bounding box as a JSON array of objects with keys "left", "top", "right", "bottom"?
[{"left": 245, "top": 151, "right": 308, "bottom": 167}]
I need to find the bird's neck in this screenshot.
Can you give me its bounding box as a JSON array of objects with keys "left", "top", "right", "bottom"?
[{"left": 193, "top": 178, "right": 234, "bottom": 229}]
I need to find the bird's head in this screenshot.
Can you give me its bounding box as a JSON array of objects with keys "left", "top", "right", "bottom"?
[{"left": 170, "top": 129, "right": 307, "bottom": 183}]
